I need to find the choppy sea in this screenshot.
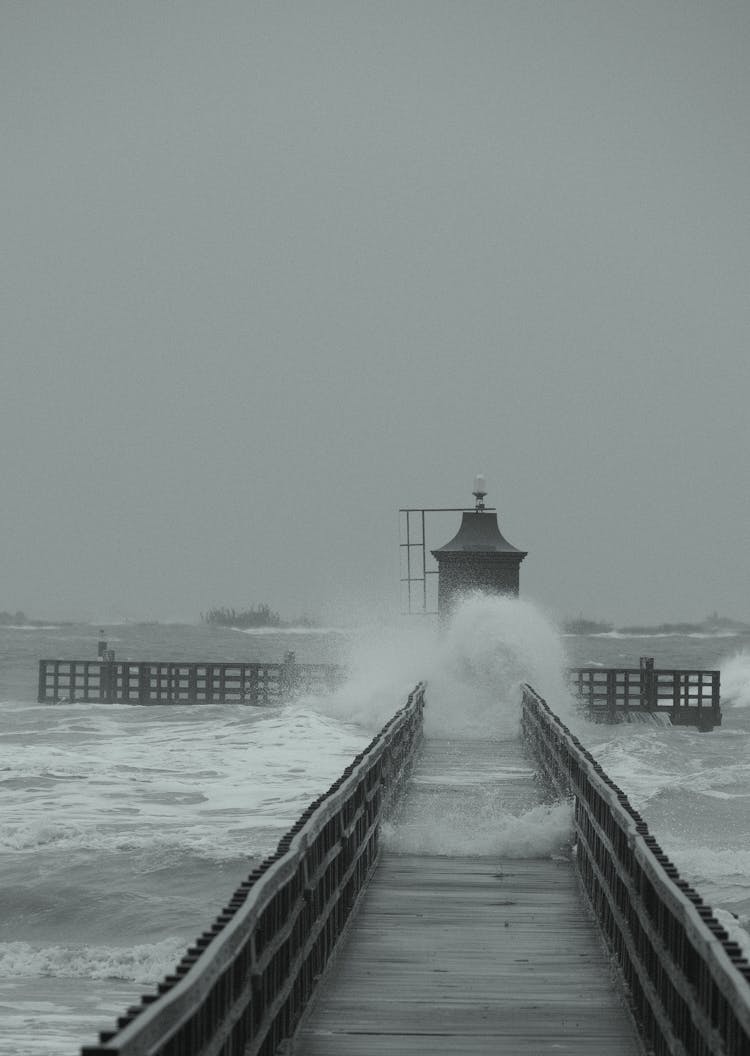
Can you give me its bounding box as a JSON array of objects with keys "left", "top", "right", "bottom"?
[{"left": 2, "top": 598, "right": 749, "bottom": 1055}]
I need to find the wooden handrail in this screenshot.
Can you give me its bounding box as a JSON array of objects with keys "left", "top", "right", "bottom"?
[
  {"left": 80, "top": 684, "right": 425, "bottom": 1056},
  {"left": 522, "top": 683, "right": 750, "bottom": 1055}
]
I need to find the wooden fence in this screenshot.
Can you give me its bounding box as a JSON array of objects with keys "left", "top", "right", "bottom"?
[
  {"left": 568, "top": 663, "right": 721, "bottom": 730},
  {"left": 522, "top": 683, "right": 750, "bottom": 1055},
  {"left": 37, "top": 658, "right": 344, "bottom": 706},
  {"left": 39, "top": 658, "right": 721, "bottom": 729},
  {"left": 80, "top": 684, "right": 425, "bottom": 1056}
]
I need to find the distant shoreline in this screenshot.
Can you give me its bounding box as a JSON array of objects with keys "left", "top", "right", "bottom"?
[
  {"left": 562, "top": 616, "right": 750, "bottom": 636},
  {"left": 0, "top": 611, "right": 75, "bottom": 628},
  {"left": 4, "top": 609, "right": 749, "bottom": 637}
]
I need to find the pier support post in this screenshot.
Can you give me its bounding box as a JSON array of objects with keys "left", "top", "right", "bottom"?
[{"left": 281, "top": 651, "right": 298, "bottom": 698}]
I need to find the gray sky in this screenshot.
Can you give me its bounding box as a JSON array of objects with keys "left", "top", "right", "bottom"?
[{"left": 2, "top": 2, "right": 749, "bottom": 625}]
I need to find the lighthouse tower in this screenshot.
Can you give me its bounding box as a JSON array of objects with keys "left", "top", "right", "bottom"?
[{"left": 430, "top": 477, "right": 527, "bottom": 616}]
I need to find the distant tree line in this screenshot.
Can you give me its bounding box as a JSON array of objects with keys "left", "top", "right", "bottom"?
[
  {"left": 0, "top": 610, "right": 29, "bottom": 625},
  {"left": 202, "top": 604, "right": 283, "bottom": 629},
  {"left": 561, "top": 616, "right": 614, "bottom": 634}
]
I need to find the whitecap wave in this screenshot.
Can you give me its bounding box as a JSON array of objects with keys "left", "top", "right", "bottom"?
[
  {"left": 318, "top": 593, "right": 575, "bottom": 739},
  {"left": 232, "top": 626, "right": 352, "bottom": 636},
  {"left": 0, "top": 939, "right": 185, "bottom": 982},
  {"left": 383, "top": 800, "right": 572, "bottom": 858},
  {"left": 721, "top": 652, "right": 750, "bottom": 709}
]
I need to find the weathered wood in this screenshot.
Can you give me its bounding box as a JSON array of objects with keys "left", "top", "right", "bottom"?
[
  {"left": 294, "top": 739, "right": 642, "bottom": 1055},
  {"left": 523, "top": 683, "right": 750, "bottom": 1056},
  {"left": 79, "top": 687, "right": 426, "bottom": 1056},
  {"left": 568, "top": 666, "right": 721, "bottom": 729},
  {"left": 37, "top": 659, "right": 344, "bottom": 705}
]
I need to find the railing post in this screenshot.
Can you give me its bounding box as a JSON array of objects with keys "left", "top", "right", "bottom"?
[
  {"left": 640, "top": 656, "right": 656, "bottom": 711},
  {"left": 101, "top": 653, "right": 115, "bottom": 704},
  {"left": 37, "top": 661, "right": 48, "bottom": 703},
  {"left": 281, "top": 651, "right": 298, "bottom": 699},
  {"left": 188, "top": 664, "right": 198, "bottom": 703},
  {"left": 138, "top": 663, "right": 150, "bottom": 704},
  {"left": 606, "top": 669, "right": 616, "bottom": 722}
]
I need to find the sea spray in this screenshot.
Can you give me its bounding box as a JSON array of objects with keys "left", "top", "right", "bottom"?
[
  {"left": 382, "top": 800, "right": 572, "bottom": 857},
  {"left": 319, "top": 595, "right": 575, "bottom": 857},
  {"left": 721, "top": 651, "right": 750, "bottom": 709},
  {"left": 423, "top": 593, "right": 573, "bottom": 738},
  {"left": 321, "top": 593, "right": 574, "bottom": 737},
  {"left": 314, "top": 618, "right": 437, "bottom": 731}
]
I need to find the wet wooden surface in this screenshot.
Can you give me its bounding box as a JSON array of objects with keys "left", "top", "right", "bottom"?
[{"left": 294, "top": 738, "right": 642, "bottom": 1054}]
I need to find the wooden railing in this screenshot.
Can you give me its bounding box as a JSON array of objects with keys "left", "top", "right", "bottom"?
[
  {"left": 522, "top": 683, "right": 750, "bottom": 1055},
  {"left": 80, "top": 684, "right": 425, "bottom": 1056},
  {"left": 568, "top": 664, "right": 721, "bottom": 730},
  {"left": 37, "top": 658, "right": 344, "bottom": 706}
]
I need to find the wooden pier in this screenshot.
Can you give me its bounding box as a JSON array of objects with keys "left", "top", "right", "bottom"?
[
  {"left": 79, "top": 683, "right": 750, "bottom": 1056},
  {"left": 295, "top": 739, "right": 641, "bottom": 1054}
]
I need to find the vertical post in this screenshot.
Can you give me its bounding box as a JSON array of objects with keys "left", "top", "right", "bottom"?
[
  {"left": 606, "top": 669, "right": 616, "bottom": 722},
  {"left": 37, "top": 661, "right": 47, "bottom": 703},
  {"left": 640, "top": 657, "right": 655, "bottom": 711},
  {"left": 421, "top": 509, "right": 427, "bottom": 614},
  {"left": 244, "top": 665, "right": 258, "bottom": 705},
  {"left": 188, "top": 664, "right": 198, "bottom": 704},
  {"left": 138, "top": 663, "right": 150, "bottom": 705},
  {"left": 101, "top": 651, "right": 116, "bottom": 704},
  {"left": 281, "top": 651, "right": 298, "bottom": 699},
  {"left": 406, "top": 512, "right": 412, "bottom": 614}
]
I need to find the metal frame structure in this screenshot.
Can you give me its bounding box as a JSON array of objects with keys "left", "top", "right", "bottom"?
[{"left": 398, "top": 506, "right": 497, "bottom": 615}]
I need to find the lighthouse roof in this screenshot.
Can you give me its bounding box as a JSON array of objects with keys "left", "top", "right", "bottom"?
[{"left": 431, "top": 510, "right": 526, "bottom": 556}]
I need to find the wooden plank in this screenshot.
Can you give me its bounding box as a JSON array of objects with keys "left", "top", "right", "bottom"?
[{"left": 294, "top": 739, "right": 642, "bottom": 1055}]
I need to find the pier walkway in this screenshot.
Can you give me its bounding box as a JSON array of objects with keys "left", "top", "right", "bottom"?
[
  {"left": 80, "top": 684, "right": 750, "bottom": 1056},
  {"left": 295, "top": 738, "right": 641, "bottom": 1054}
]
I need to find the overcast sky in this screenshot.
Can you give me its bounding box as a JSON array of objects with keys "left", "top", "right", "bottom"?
[{"left": 2, "top": 2, "right": 749, "bottom": 625}]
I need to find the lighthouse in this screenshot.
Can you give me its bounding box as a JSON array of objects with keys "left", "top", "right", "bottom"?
[{"left": 430, "top": 476, "right": 527, "bottom": 616}]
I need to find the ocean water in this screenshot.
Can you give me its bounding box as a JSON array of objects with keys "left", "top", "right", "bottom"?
[{"left": 1, "top": 601, "right": 749, "bottom": 1054}]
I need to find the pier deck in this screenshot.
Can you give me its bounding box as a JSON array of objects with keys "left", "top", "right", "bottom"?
[{"left": 295, "top": 738, "right": 642, "bottom": 1055}]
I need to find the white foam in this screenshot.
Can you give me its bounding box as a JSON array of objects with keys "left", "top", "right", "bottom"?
[
  {"left": 0, "top": 702, "right": 368, "bottom": 860},
  {"left": 0, "top": 939, "right": 185, "bottom": 983},
  {"left": 2, "top": 625, "right": 62, "bottom": 631},
  {"left": 721, "top": 652, "right": 750, "bottom": 709},
  {"left": 423, "top": 594, "right": 573, "bottom": 738},
  {"left": 383, "top": 800, "right": 572, "bottom": 857},
  {"left": 712, "top": 909, "right": 750, "bottom": 959},
  {"left": 320, "top": 593, "right": 574, "bottom": 739},
  {"left": 233, "top": 626, "right": 352, "bottom": 636},
  {"left": 595, "top": 631, "right": 739, "bottom": 640}
]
